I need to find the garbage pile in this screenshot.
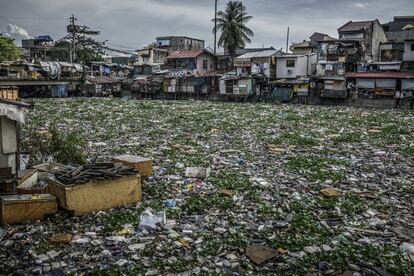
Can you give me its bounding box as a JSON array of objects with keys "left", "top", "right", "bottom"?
[
  {"left": 54, "top": 163, "right": 136, "bottom": 185},
  {"left": 2, "top": 98, "right": 412, "bottom": 275}
]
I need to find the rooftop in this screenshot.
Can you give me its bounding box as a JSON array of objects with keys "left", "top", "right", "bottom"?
[
  {"left": 235, "top": 50, "right": 279, "bottom": 60},
  {"left": 167, "top": 50, "right": 214, "bottom": 59},
  {"left": 338, "top": 20, "right": 375, "bottom": 32},
  {"left": 346, "top": 72, "right": 414, "bottom": 79},
  {"left": 156, "top": 36, "right": 204, "bottom": 42}
]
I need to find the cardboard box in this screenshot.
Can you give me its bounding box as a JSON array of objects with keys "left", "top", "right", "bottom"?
[
  {"left": 0, "top": 194, "right": 57, "bottom": 225},
  {"left": 47, "top": 174, "right": 142, "bottom": 216},
  {"left": 113, "top": 155, "right": 153, "bottom": 177}
]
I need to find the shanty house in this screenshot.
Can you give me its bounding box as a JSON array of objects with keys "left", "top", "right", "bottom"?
[
  {"left": 167, "top": 50, "right": 216, "bottom": 76},
  {"left": 0, "top": 99, "right": 30, "bottom": 193},
  {"left": 84, "top": 75, "right": 121, "bottom": 97},
  {"left": 347, "top": 71, "right": 414, "bottom": 98},
  {"left": 338, "top": 20, "right": 387, "bottom": 62},
  {"left": 234, "top": 50, "right": 278, "bottom": 79}
]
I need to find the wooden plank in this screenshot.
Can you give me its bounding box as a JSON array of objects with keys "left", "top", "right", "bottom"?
[
  {"left": 47, "top": 174, "right": 142, "bottom": 216},
  {"left": 113, "top": 155, "right": 153, "bottom": 177},
  {"left": 0, "top": 194, "right": 57, "bottom": 225}
]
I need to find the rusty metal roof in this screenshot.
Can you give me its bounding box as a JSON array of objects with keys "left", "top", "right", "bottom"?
[{"left": 167, "top": 50, "right": 205, "bottom": 59}]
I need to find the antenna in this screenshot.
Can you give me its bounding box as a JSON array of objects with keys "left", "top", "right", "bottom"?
[
  {"left": 286, "top": 27, "right": 290, "bottom": 54},
  {"left": 214, "top": 0, "right": 218, "bottom": 54}
]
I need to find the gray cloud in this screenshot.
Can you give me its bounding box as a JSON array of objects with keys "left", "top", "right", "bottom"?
[{"left": 0, "top": 0, "right": 413, "bottom": 52}]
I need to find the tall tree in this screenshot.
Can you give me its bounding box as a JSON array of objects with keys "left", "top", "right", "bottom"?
[
  {"left": 212, "top": 1, "right": 254, "bottom": 63},
  {"left": 50, "top": 40, "right": 104, "bottom": 65},
  {"left": 0, "top": 36, "right": 21, "bottom": 62},
  {"left": 50, "top": 20, "right": 105, "bottom": 65}
]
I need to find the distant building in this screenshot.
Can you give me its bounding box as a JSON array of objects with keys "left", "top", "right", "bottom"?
[
  {"left": 156, "top": 36, "right": 205, "bottom": 54},
  {"left": 381, "top": 16, "right": 414, "bottom": 71},
  {"left": 21, "top": 35, "right": 54, "bottom": 62},
  {"left": 166, "top": 50, "right": 216, "bottom": 76},
  {"left": 338, "top": 20, "right": 387, "bottom": 62},
  {"left": 290, "top": 41, "right": 317, "bottom": 55},
  {"left": 135, "top": 48, "right": 168, "bottom": 66}
]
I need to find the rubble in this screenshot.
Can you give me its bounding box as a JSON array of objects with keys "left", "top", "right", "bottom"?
[{"left": 1, "top": 98, "right": 412, "bottom": 275}]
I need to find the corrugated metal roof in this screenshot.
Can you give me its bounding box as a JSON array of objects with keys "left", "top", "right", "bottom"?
[
  {"left": 346, "top": 72, "right": 414, "bottom": 79},
  {"left": 338, "top": 21, "right": 374, "bottom": 32},
  {"left": 235, "top": 50, "right": 278, "bottom": 60},
  {"left": 167, "top": 50, "right": 205, "bottom": 59}
]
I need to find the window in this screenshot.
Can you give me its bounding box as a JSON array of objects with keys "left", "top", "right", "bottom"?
[
  {"left": 203, "top": 59, "right": 208, "bottom": 69},
  {"left": 286, "top": 60, "right": 295, "bottom": 68},
  {"left": 411, "top": 43, "right": 414, "bottom": 51}
]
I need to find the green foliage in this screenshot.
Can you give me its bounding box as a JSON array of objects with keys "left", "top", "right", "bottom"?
[
  {"left": 49, "top": 126, "right": 87, "bottom": 164},
  {"left": 21, "top": 124, "right": 87, "bottom": 165},
  {"left": 286, "top": 155, "right": 346, "bottom": 182},
  {"left": 0, "top": 36, "right": 20, "bottom": 61},
  {"left": 50, "top": 40, "right": 104, "bottom": 65},
  {"left": 212, "top": 170, "right": 250, "bottom": 191},
  {"left": 183, "top": 193, "right": 235, "bottom": 214},
  {"left": 213, "top": 1, "right": 254, "bottom": 60}
]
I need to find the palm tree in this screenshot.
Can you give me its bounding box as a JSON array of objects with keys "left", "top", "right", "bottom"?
[{"left": 213, "top": 1, "right": 254, "bottom": 64}]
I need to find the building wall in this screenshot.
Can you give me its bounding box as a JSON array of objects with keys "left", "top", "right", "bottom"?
[
  {"left": 196, "top": 54, "right": 216, "bottom": 74},
  {"left": 277, "top": 55, "right": 317, "bottom": 79},
  {"left": 157, "top": 37, "right": 205, "bottom": 53},
  {"left": 371, "top": 21, "right": 388, "bottom": 62},
  {"left": 403, "top": 41, "right": 414, "bottom": 61}
]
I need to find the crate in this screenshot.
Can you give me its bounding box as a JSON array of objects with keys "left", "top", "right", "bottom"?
[
  {"left": 17, "top": 170, "right": 48, "bottom": 195},
  {"left": 0, "top": 194, "right": 57, "bottom": 225},
  {"left": 113, "top": 155, "right": 153, "bottom": 177},
  {"left": 47, "top": 174, "right": 142, "bottom": 216},
  {"left": 0, "top": 86, "right": 18, "bottom": 101}
]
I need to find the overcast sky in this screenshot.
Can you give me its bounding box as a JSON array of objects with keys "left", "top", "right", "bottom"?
[{"left": 1, "top": 0, "right": 413, "bottom": 53}]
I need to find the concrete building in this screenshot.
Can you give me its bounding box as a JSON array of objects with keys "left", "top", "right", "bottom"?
[
  {"left": 156, "top": 36, "right": 204, "bottom": 54},
  {"left": 290, "top": 41, "right": 317, "bottom": 55},
  {"left": 338, "top": 20, "right": 387, "bottom": 62},
  {"left": 21, "top": 35, "right": 54, "bottom": 62},
  {"left": 276, "top": 54, "right": 317, "bottom": 79},
  {"left": 381, "top": 16, "right": 414, "bottom": 71},
  {"left": 135, "top": 48, "right": 168, "bottom": 66}
]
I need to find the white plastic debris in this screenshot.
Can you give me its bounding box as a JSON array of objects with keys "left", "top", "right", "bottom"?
[
  {"left": 138, "top": 210, "right": 166, "bottom": 230},
  {"left": 399, "top": 242, "right": 414, "bottom": 255},
  {"left": 185, "top": 167, "right": 211, "bottom": 179}
]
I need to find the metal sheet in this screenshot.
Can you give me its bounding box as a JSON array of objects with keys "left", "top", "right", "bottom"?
[
  {"left": 376, "top": 79, "right": 396, "bottom": 89},
  {"left": 402, "top": 79, "right": 414, "bottom": 90},
  {"left": 357, "top": 78, "right": 375, "bottom": 89}
]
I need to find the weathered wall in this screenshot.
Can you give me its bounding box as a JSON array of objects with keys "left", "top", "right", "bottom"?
[
  {"left": 371, "top": 21, "right": 388, "bottom": 62},
  {"left": 403, "top": 41, "right": 414, "bottom": 61},
  {"left": 196, "top": 54, "right": 216, "bottom": 74}
]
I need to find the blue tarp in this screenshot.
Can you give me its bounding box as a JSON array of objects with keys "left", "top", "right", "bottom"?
[
  {"left": 272, "top": 87, "right": 293, "bottom": 102},
  {"left": 51, "top": 85, "right": 68, "bottom": 98}
]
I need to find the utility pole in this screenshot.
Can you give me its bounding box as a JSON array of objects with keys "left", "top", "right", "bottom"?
[
  {"left": 69, "top": 14, "right": 77, "bottom": 63},
  {"left": 286, "top": 27, "right": 290, "bottom": 54},
  {"left": 214, "top": 0, "right": 218, "bottom": 54}
]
